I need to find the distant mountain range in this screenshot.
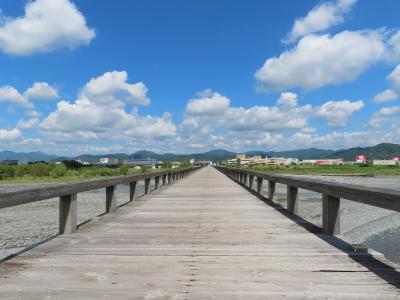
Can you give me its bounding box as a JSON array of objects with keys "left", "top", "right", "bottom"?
[
  {"left": 0, "top": 151, "right": 58, "bottom": 162},
  {"left": 0, "top": 143, "right": 399, "bottom": 163}
]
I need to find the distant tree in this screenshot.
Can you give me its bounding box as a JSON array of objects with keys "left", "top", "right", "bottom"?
[
  {"left": 0, "top": 165, "right": 15, "bottom": 180},
  {"left": 15, "top": 164, "right": 30, "bottom": 177},
  {"left": 161, "top": 161, "right": 173, "bottom": 169},
  {"left": 62, "top": 160, "right": 84, "bottom": 169},
  {"left": 179, "top": 160, "right": 191, "bottom": 168},
  {"left": 119, "top": 164, "right": 130, "bottom": 175},
  {"left": 50, "top": 164, "right": 68, "bottom": 178},
  {"left": 140, "top": 165, "right": 151, "bottom": 173},
  {"left": 30, "top": 163, "right": 51, "bottom": 177}
]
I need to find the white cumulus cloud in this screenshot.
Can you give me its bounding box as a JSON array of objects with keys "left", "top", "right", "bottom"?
[
  {"left": 81, "top": 71, "right": 151, "bottom": 106},
  {"left": 317, "top": 99, "right": 364, "bottom": 127},
  {"left": 0, "top": 0, "right": 95, "bottom": 55},
  {"left": 0, "top": 128, "right": 22, "bottom": 141},
  {"left": 39, "top": 71, "right": 175, "bottom": 142},
  {"left": 24, "top": 82, "right": 59, "bottom": 100},
  {"left": 277, "top": 92, "right": 298, "bottom": 107},
  {"left": 284, "top": 0, "right": 357, "bottom": 43},
  {"left": 0, "top": 86, "right": 33, "bottom": 108},
  {"left": 186, "top": 90, "right": 230, "bottom": 115},
  {"left": 255, "top": 30, "right": 385, "bottom": 91},
  {"left": 373, "top": 89, "right": 398, "bottom": 103},
  {"left": 388, "top": 64, "right": 400, "bottom": 91},
  {"left": 17, "top": 118, "right": 40, "bottom": 130}
]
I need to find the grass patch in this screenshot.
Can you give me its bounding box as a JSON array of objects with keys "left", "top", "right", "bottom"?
[
  {"left": 0, "top": 163, "right": 168, "bottom": 184},
  {"left": 246, "top": 164, "right": 400, "bottom": 175}
]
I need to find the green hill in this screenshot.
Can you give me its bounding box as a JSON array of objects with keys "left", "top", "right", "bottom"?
[{"left": 328, "top": 143, "right": 400, "bottom": 161}]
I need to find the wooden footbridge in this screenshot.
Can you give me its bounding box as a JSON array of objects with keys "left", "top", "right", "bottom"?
[{"left": 0, "top": 166, "right": 400, "bottom": 299}]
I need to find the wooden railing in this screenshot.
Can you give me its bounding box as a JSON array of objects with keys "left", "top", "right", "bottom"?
[
  {"left": 216, "top": 166, "right": 400, "bottom": 235},
  {"left": 0, "top": 167, "right": 200, "bottom": 234}
]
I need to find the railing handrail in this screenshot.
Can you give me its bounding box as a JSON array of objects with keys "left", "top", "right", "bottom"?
[
  {"left": 0, "top": 167, "right": 200, "bottom": 210},
  {"left": 217, "top": 166, "right": 400, "bottom": 212}
]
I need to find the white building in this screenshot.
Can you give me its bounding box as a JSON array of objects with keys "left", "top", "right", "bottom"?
[
  {"left": 372, "top": 160, "right": 398, "bottom": 166},
  {"left": 99, "top": 157, "right": 120, "bottom": 165}
]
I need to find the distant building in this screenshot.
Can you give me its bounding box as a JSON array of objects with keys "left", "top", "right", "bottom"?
[
  {"left": 235, "top": 154, "right": 268, "bottom": 166},
  {"left": 123, "top": 158, "right": 157, "bottom": 167},
  {"left": 236, "top": 154, "right": 246, "bottom": 160},
  {"left": 0, "top": 159, "right": 18, "bottom": 165},
  {"left": 372, "top": 160, "right": 398, "bottom": 166},
  {"left": 302, "top": 159, "right": 343, "bottom": 165},
  {"left": 356, "top": 154, "right": 367, "bottom": 163},
  {"left": 98, "top": 157, "right": 120, "bottom": 166},
  {"left": 227, "top": 158, "right": 238, "bottom": 166},
  {"left": 77, "top": 159, "right": 91, "bottom": 166},
  {"left": 193, "top": 161, "right": 212, "bottom": 166}
]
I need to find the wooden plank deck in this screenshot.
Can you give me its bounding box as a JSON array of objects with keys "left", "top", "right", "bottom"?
[{"left": 0, "top": 166, "right": 399, "bottom": 299}]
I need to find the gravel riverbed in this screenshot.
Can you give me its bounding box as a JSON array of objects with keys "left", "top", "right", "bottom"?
[{"left": 1, "top": 176, "right": 399, "bottom": 263}]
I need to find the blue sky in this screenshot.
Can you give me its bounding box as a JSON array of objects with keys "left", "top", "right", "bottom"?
[{"left": 0, "top": 0, "right": 399, "bottom": 155}]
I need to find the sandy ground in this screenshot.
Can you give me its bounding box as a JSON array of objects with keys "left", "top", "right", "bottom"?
[{"left": 1, "top": 176, "right": 399, "bottom": 262}]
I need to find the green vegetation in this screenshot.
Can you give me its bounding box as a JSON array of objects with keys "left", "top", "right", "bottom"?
[
  {"left": 179, "top": 160, "right": 192, "bottom": 168},
  {"left": 0, "top": 162, "right": 141, "bottom": 183},
  {"left": 161, "top": 161, "right": 173, "bottom": 169},
  {"left": 247, "top": 164, "right": 400, "bottom": 175}
]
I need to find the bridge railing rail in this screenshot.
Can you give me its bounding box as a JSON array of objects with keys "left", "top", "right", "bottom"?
[
  {"left": 216, "top": 166, "right": 400, "bottom": 235},
  {"left": 0, "top": 167, "right": 200, "bottom": 234}
]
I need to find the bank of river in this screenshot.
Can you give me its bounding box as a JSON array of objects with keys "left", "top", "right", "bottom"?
[{"left": 1, "top": 176, "right": 399, "bottom": 263}]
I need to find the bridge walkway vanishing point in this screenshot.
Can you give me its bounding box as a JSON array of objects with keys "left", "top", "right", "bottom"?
[{"left": 0, "top": 166, "right": 399, "bottom": 299}]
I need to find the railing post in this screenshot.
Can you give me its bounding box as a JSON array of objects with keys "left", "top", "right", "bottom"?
[
  {"left": 249, "top": 175, "right": 254, "bottom": 190},
  {"left": 256, "top": 177, "right": 263, "bottom": 194},
  {"left": 144, "top": 178, "right": 151, "bottom": 194},
  {"left": 168, "top": 173, "right": 172, "bottom": 184},
  {"left": 322, "top": 194, "right": 340, "bottom": 235},
  {"left": 268, "top": 181, "right": 276, "bottom": 202},
  {"left": 106, "top": 186, "right": 117, "bottom": 213},
  {"left": 59, "top": 193, "right": 77, "bottom": 234},
  {"left": 243, "top": 173, "right": 248, "bottom": 185},
  {"left": 154, "top": 176, "right": 160, "bottom": 190},
  {"left": 162, "top": 174, "right": 167, "bottom": 186},
  {"left": 239, "top": 172, "right": 243, "bottom": 183},
  {"left": 129, "top": 181, "right": 137, "bottom": 202},
  {"left": 287, "top": 186, "right": 298, "bottom": 214}
]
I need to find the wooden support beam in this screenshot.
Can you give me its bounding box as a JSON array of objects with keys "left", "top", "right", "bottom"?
[
  {"left": 144, "top": 178, "right": 151, "bottom": 194},
  {"left": 129, "top": 181, "right": 137, "bottom": 202},
  {"left": 287, "top": 186, "right": 298, "bottom": 214},
  {"left": 154, "top": 176, "right": 160, "bottom": 190},
  {"left": 243, "top": 173, "right": 248, "bottom": 185},
  {"left": 256, "top": 177, "right": 263, "bottom": 194},
  {"left": 268, "top": 181, "right": 276, "bottom": 202},
  {"left": 106, "top": 186, "right": 117, "bottom": 213},
  {"left": 322, "top": 194, "right": 340, "bottom": 235},
  {"left": 59, "top": 193, "right": 77, "bottom": 234},
  {"left": 162, "top": 174, "right": 167, "bottom": 186}
]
